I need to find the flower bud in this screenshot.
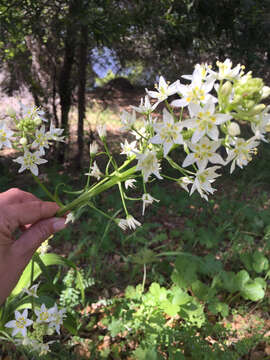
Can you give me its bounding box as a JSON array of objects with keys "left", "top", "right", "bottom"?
[
  {"left": 96, "top": 124, "right": 107, "bottom": 139},
  {"left": 220, "top": 81, "right": 232, "bottom": 97},
  {"left": 262, "top": 86, "right": 270, "bottom": 99},
  {"left": 249, "top": 104, "right": 265, "bottom": 116},
  {"left": 89, "top": 140, "right": 99, "bottom": 156},
  {"left": 34, "top": 117, "right": 42, "bottom": 126},
  {"left": 19, "top": 137, "right": 28, "bottom": 146},
  {"left": 227, "top": 122, "right": 240, "bottom": 136}
]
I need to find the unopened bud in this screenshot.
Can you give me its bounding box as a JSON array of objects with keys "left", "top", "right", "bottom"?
[
  {"left": 89, "top": 140, "right": 99, "bottom": 155},
  {"left": 227, "top": 122, "right": 240, "bottom": 136},
  {"left": 262, "top": 86, "right": 270, "bottom": 99},
  {"left": 19, "top": 137, "right": 28, "bottom": 146},
  {"left": 34, "top": 117, "right": 42, "bottom": 126},
  {"left": 96, "top": 124, "right": 107, "bottom": 139},
  {"left": 220, "top": 81, "right": 232, "bottom": 97},
  {"left": 249, "top": 104, "right": 265, "bottom": 116}
]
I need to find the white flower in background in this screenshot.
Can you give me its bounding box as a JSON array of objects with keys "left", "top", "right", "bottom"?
[
  {"left": 178, "top": 176, "right": 194, "bottom": 192},
  {"left": 22, "top": 283, "right": 40, "bottom": 298},
  {"left": 227, "top": 122, "right": 241, "bottom": 137},
  {"left": 38, "top": 341, "right": 55, "bottom": 356},
  {"left": 47, "top": 123, "right": 64, "bottom": 142},
  {"left": 190, "top": 166, "right": 221, "bottom": 200},
  {"left": 131, "top": 95, "right": 159, "bottom": 115},
  {"left": 121, "top": 109, "right": 136, "bottom": 131},
  {"left": 150, "top": 108, "right": 184, "bottom": 156},
  {"left": 116, "top": 215, "right": 141, "bottom": 231},
  {"left": 0, "top": 122, "right": 14, "bottom": 149},
  {"left": 13, "top": 150, "right": 47, "bottom": 176},
  {"left": 142, "top": 193, "right": 159, "bottom": 215},
  {"left": 251, "top": 106, "right": 270, "bottom": 141},
  {"left": 136, "top": 149, "right": 163, "bottom": 182},
  {"left": 120, "top": 139, "right": 138, "bottom": 157},
  {"left": 31, "top": 125, "right": 50, "bottom": 155},
  {"left": 182, "top": 63, "right": 213, "bottom": 82},
  {"left": 181, "top": 101, "right": 232, "bottom": 143},
  {"left": 65, "top": 212, "right": 76, "bottom": 224},
  {"left": 96, "top": 124, "right": 107, "bottom": 139},
  {"left": 210, "top": 59, "right": 244, "bottom": 81},
  {"left": 126, "top": 215, "right": 141, "bottom": 230},
  {"left": 85, "top": 161, "right": 103, "bottom": 180},
  {"left": 125, "top": 178, "right": 136, "bottom": 189},
  {"left": 131, "top": 126, "right": 147, "bottom": 140},
  {"left": 226, "top": 137, "right": 259, "bottom": 173},
  {"left": 5, "top": 309, "right": 33, "bottom": 337},
  {"left": 146, "top": 76, "right": 179, "bottom": 103},
  {"left": 182, "top": 137, "right": 224, "bottom": 169},
  {"left": 171, "top": 68, "right": 216, "bottom": 109},
  {"left": 117, "top": 218, "right": 128, "bottom": 231},
  {"left": 14, "top": 336, "right": 39, "bottom": 349},
  {"left": 35, "top": 304, "right": 52, "bottom": 323},
  {"left": 48, "top": 304, "right": 66, "bottom": 335},
  {"left": 89, "top": 140, "right": 99, "bottom": 155}
]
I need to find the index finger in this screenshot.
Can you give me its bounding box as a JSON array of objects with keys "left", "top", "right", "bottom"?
[
  {"left": 0, "top": 188, "right": 38, "bottom": 205},
  {"left": 7, "top": 201, "right": 60, "bottom": 230}
]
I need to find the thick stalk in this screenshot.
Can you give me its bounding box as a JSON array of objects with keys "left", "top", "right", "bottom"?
[{"left": 56, "top": 165, "right": 137, "bottom": 216}]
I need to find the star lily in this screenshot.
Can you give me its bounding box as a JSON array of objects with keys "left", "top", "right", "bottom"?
[{"left": 150, "top": 108, "right": 184, "bottom": 156}]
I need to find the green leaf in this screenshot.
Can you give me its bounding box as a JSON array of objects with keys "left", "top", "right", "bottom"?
[
  {"left": 76, "top": 270, "right": 85, "bottom": 304},
  {"left": 241, "top": 280, "right": 265, "bottom": 301},
  {"left": 130, "top": 249, "right": 157, "bottom": 265},
  {"left": 171, "top": 255, "right": 198, "bottom": 288},
  {"left": 161, "top": 300, "right": 180, "bottom": 317},
  {"left": 12, "top": 253, "right": 76, "bottom": 296},
  {"left": 149, "top": 283, "right": 167, "bottom": 302},
  {"left": 252, "top": 251, "right": 269, "bottom": 273},
  {"left": 208, "top": 301, "right": 229, "bottom": 318},
  {"left": 108, "top": 319, "right": 122, "bottom": 337},
  {"left": 171, "top": 287, "right": 191, "bottom": 306},
  {"left": 191, "top": 280, "right": 216, "bottom": 302},
  {"left": 235, "top": 270, "right": 250, "bottom": 291}
]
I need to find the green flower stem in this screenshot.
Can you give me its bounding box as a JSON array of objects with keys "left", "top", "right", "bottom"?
[
  {"left": 30, "top": 258, "right": 35, "bottom": 314},
  {"left": 56, "top": 165, "right": 137, "bottom": 217},
  {"left": 118, "top": 181, "right": 129, "bottom": 216},
  {"left": 88, "top": 203, "right": 117, "bottom": 221},
  {"left": 32, "top": 174, "right": 63, "bottom": 206},
  {"left": 142, "top": 263, "right": 147, "bottom": 294},
  {"left": 131, "top": 127, "right": 148, "bottom": 141},
  {"left": 85, "top": 157, "right": 93, "bottom": 189},
  {"left": 104, "top": 141, "right": 118, "bottom": 170},
  {"left": 165, "top": 156, "right": 194, "bottom": 176}
]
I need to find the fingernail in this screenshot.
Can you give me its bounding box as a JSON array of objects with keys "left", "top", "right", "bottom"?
[{"left": 52, "top": 218, "right": 66, "bottom": 232}]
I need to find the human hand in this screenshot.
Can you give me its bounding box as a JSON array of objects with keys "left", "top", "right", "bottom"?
[{"left": 0, "top": 188, "right": 66, "bottom": 304}]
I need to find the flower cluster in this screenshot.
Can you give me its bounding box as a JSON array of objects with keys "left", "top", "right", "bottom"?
[
  {"left": 5, "top": 284, "right": 66, "bottom": 356},
  {"left": 2, "top": 59, "right": 270, "bottom": 232},
  {"left": 1, "top": 104, "right": 64, "bottom": 176}
]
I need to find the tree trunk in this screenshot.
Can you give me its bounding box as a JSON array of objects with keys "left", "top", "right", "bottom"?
[
  {"left": 57, "top": 0, "right": 77, "bottom": 163},
  {"left": 76, "top": 24, "right": 88, "bottom": 168}
]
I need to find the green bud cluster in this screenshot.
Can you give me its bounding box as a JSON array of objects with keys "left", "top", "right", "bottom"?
[{"left": 32, "top": 322, "right": 50, "bottom": 341}]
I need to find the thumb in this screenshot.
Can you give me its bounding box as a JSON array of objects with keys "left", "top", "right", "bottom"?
[{"left": 14, "top": 217, "right": 66, "bottom": 258}]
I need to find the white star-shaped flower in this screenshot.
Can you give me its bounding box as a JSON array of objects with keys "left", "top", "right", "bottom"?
[
  {"left": 181, "top": 101, "right": 232, "bottom": 143},
  {"left": 142, "top": 193, "right": 159, "bottom": 215},
  {"left": 0, "top": 122, "right": 14, "bottom": 149},
  {"left": 146, "top": 76, "right": 179, "bottom": 103},
  {"left": 5, "top": 309, "right": 33, "bottom": 337},
  {"left": 136, "top": 149, "right": 163, "bottom": 182},
  {"left": 150, "top": 108, "right": 184, "bottom": 156},
  {"left": 13, "top": 150, "right": 47, "bottom": 176},
  {"left": 183, "top": 137, "right": 224, "bottom": 170}
]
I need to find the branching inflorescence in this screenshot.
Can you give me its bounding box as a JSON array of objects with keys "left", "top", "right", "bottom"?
[{"left": 2, "top": 59, "right": 270, "bottom": 231}]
